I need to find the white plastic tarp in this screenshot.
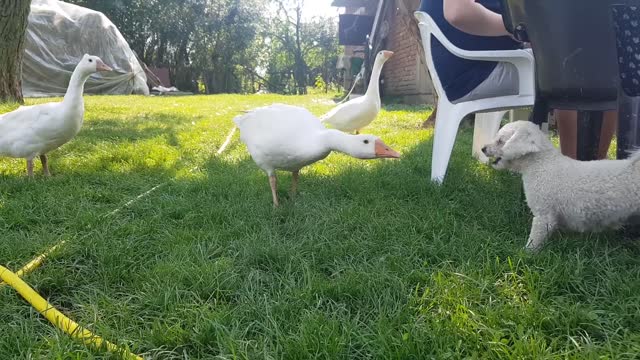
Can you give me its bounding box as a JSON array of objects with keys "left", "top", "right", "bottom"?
[{"left": 22, "top": 0, "right": 149, "bottom": 97}]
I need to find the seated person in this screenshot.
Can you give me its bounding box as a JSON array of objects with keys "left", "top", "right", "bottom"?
[
  {"left": 419, "top": 0, "right": 522, "bottom": 103},
  {"left": 420, "top": 0, "right": 616, "bottom": 160}
]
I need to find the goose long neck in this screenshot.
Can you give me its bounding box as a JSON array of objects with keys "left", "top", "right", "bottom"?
[
  {"left": 63, "top": 69, "right": 90, "bottom": 105},
  {"left": 322, "top": 129, "right": 353, "bottom": 154},
  {"left": 365, "top": 58, "right": 384, "bottom": 98}
]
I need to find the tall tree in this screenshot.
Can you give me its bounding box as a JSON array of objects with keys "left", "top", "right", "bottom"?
[
  {"left": 0, "top": 0, "right": 31, "bottom": 103},
  {"left": 303, "top": 18, "right": 340, "bottom": 92},
  {"left": 67, "top": 0, "right": 339, "bottom": 95},
  {"left": 264, "top": 6, "right": 339, "bottom": 95},
  {"left": 270, "top": 0, "right": 308, "bottom": 95}
]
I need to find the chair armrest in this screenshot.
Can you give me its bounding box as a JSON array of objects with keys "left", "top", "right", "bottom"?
[
  {"left": 415, "top": 11, "right": 534, "bottom": 96},
  {"left": 415, "top": 12, "right": 533, "bottom": 62}
]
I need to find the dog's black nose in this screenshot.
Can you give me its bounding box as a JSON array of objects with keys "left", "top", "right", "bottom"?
[{"left": 481, "top": 146, "right": 488, "bottom": 154}]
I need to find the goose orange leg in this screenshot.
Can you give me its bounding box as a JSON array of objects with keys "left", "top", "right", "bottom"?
[
  {"left": 26, "top": 159, "right": 34, "bottom": 178},
  {"left": 290, "top": 170, "right": 299, "bottom": 197},
  {"left": 40, "top": 154, "right": 50, "bottom": 176},
  {"left": 269, "top": 175, "right": 279, "bottom": 207}
]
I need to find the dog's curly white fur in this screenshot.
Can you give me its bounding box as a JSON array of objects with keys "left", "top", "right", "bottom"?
[{"left": 483, "top": 121, "right": 640, "bottom": 251}]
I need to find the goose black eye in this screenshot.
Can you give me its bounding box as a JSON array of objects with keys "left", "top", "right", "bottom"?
[
  {"left": 363, "top": 140, "right": 369, "bottom": 144},
  {"left": 88, "top": 59, "right": 93, "bottom": 63}
]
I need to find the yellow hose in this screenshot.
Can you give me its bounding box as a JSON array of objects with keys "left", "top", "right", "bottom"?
[
  {"left": 0, "top": 240, "right": 67, "bottom": 288},
  {"left": 216, "top": 126, "right": 237, "bottom": 154},
  {"left": 0, "top": 156, "right": 228, "bottom": 357},
  {"left": 0, "top": 265, "right": 143, "bottom": 360},
  {"left": 2, "top": 141, "right": 226, "bottom": 284},
  {"left": 16, "top": 240, "right": 66, "bottom": 277},
  {"left": 1, "top": 180, "right": 169, "bottom": 285},
  {"left": 0, "top": 241, "right": 64, "bottom": 288}
]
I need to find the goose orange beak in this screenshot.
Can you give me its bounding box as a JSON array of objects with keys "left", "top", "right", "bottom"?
[
  {"left": 375, "top": 139, "right": 400, "bottom": 158},
  {"left": 96, "top": 59, "right": 113, "bottom": 72},
  {"left": 382, "top": 50, "right": 394, "bottom": 59}
]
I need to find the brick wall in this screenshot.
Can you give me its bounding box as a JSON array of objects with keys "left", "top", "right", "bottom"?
[{"left": 381, "top": 0, "right": 435, "bottom": 104}]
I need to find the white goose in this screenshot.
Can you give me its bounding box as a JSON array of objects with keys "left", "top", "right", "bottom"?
[
  {"left": 0, "top": 54, "right": 112, "bottom": 176},
  {"left": 321, "top": 50, "right": 393, "bottom": 133},
  {"left": 234, "top": 104, "right": 400, "bottom": 206}
]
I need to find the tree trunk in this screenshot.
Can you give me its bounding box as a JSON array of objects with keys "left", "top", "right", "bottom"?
[
  {"left": 204, "top": 71, "right": 214, "bottom": 94},
  {"left": 0, "top": 0, "right": 31, "bottom": 103},
  {"left": 293, "top": 2, "right": 307, "bottom": 95},
  {"left": 293, "top": 54, "right": 307, "bottom": 95},
  {"left": 156, "top": 32, "right": 167, "bottom": 65}
]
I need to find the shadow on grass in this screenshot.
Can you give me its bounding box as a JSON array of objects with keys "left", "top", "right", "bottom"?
[
  {"left": 81, "top": 112, "right": 186, "bottom": 147},
  {"left": 197, "top": 133, "right": 529, "bottom": 259},
  {"left": 106, "top": 130, "right": 640, "bottom": 358},
  {"left": 2, "top": 120, "right": 640, "bottom": 359},
  {"left": 195, "top": 128, "right": 640, "bottom": 261},
  {"left": 0, "top": 112, "right": 200, "bottom": 268}
]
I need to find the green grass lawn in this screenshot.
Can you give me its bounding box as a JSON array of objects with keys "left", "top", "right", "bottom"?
[{"left": 1, "top": 94, "right": 639, "bottom": 359}]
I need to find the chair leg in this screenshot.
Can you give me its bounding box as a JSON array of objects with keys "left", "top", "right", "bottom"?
[
  {"left": 530, "top": 98, "right": 549, "bottom": 126},
  {"left": 431, "top": 103, "right": 466, "bottom": 184},
  {"left": 617, "top": 91, "right": 640, "bottom": 159},
  {"left": 577, "top": 110, "right": 603, "bottom": 161},
  {"left": 472, "top": 111, "right": 507, "bottom": 163}
]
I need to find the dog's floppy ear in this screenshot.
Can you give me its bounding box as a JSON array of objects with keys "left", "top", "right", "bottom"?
[{"left": 501, "top": 124, "right": 546, "bottom": 160}]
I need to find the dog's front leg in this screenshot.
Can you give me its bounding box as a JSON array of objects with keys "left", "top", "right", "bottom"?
[{"left": 525, "top": 216, "right": 557, "bottom": 252}]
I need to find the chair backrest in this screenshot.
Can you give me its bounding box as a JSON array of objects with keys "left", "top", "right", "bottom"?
[
  {"left": 414, "top": 11, "right": 450, "bottom": 103},
  {"left": 612, "top": 5, "right": 640, "bottom": 97},
  {"left": 501, "top": 0, "right": 618, "bottom": 110}
]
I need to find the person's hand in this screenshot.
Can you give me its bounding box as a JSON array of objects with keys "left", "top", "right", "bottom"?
[{"left": 508, "top": 33, "right": 521, "bottom": 42}]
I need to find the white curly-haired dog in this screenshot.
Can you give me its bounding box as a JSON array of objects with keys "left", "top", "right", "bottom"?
[{"left": 482, "top": 121, "right": 640, "bottom": 252}]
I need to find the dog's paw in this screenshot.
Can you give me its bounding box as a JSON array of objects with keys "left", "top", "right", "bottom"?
[{"left": 523, "top": 244, "right": 542, "bottom": 254}]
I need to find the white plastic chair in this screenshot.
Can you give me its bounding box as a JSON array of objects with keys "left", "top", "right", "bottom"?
[{"left": 414, "top": 11, "right": 535, "bottom": 183}]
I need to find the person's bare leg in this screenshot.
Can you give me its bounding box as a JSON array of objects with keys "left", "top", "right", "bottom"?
[
  {"left": 597, "top": 110, "right": 617, "bottom": 160},
  {"left": 40, "top": 154, "right": 50, "bottom": 176},
  {"left": 26, "top": 159, "right": 34, "bottom": 178},
  {"left": 290, "top": 170, "right": 299, "bottom": 197},
  {"left": 556, "top": 110, "right": 577, "bottom": 159},
  {"left": 269, "top": 175, "right": 279, "bottom": 207}
]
